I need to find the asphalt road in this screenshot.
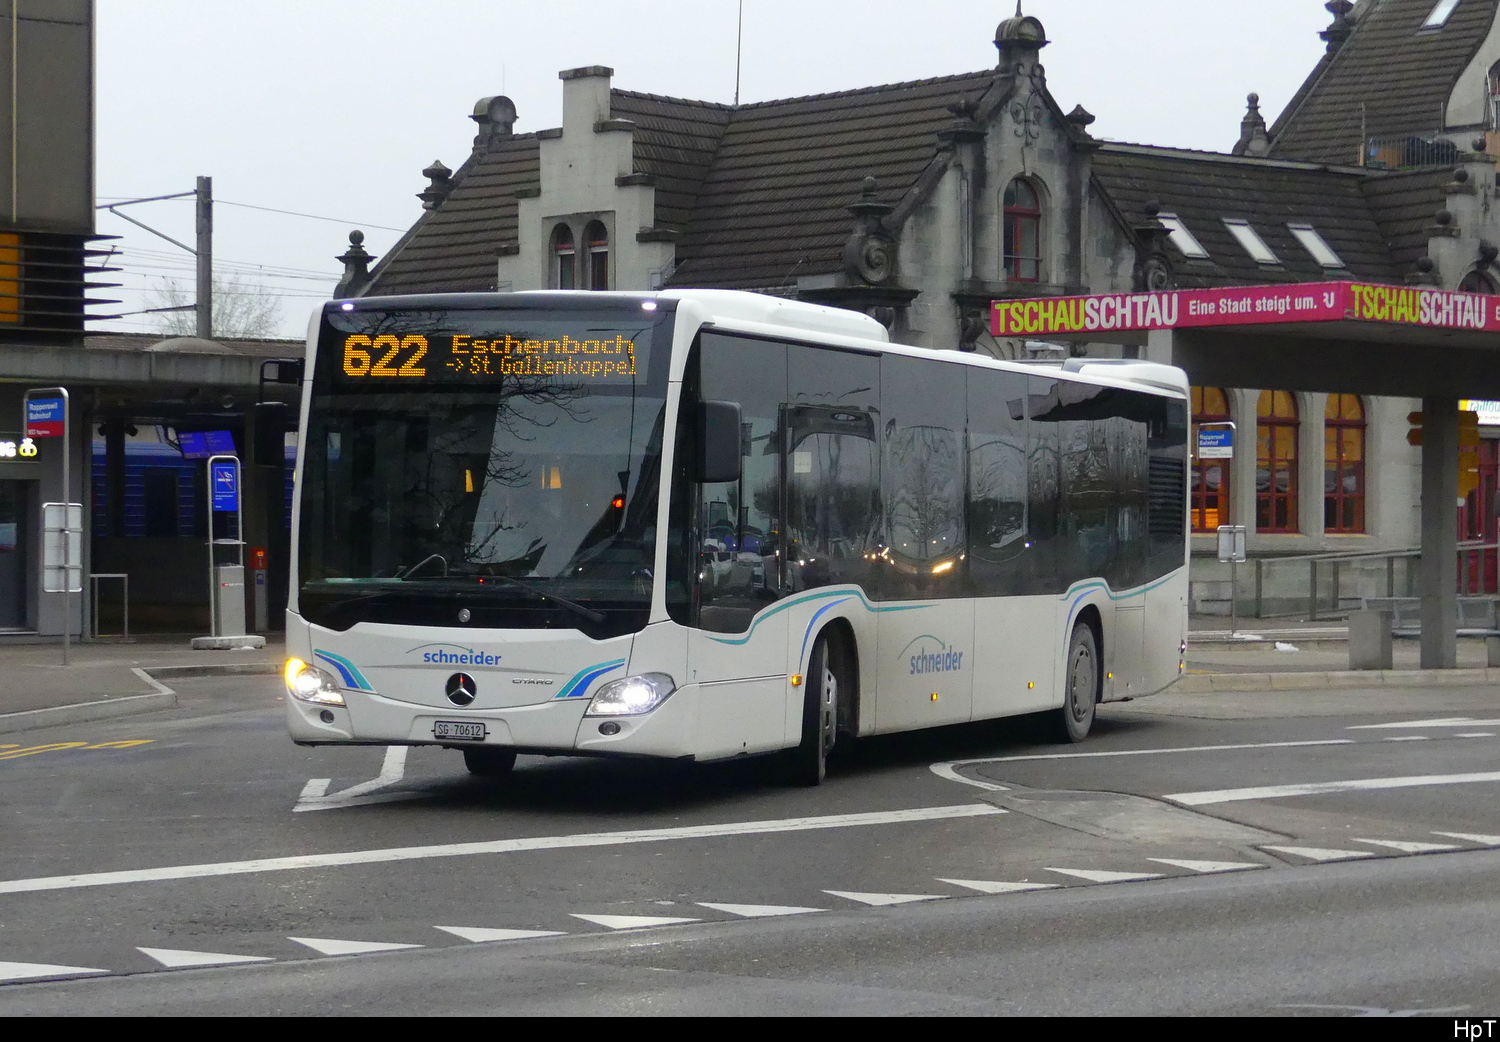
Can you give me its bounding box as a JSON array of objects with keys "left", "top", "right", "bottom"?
[{"left": 2, "top": 673, "right": 1499, "bottom": 1016}]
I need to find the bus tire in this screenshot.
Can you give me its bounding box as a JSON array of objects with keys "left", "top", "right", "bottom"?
[
  {"left": 463, "top": 747, "right": 517, "bottom": 778},
  {"left": 1049, "top": 622, "right": 1099, "bottom": 744},
  {"left": 790, "top": 635, "right": 840, "bottom": 786}
]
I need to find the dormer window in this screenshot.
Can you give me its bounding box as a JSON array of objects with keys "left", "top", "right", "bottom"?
[
  {"left": 1287, "top": 223, "right": 1345, "bottom": 269},
  {"left": 1223, "top": 219, "right": 1280, "bottom": 265},
  {"left": 551, "top": 224, "right": 576, "bottom": 289},
  {"left": 1421, "top": 0, "right": 1461, "bottom": 30},
  {"left": 1003, "top": 178, "right": 1042, "bottom": 282},
  {"left": 1157, "top": 213, "right": 1209, "bottom": 259},
  {"left": 585, "top": 221, "right": 609, "bottom": 290}
]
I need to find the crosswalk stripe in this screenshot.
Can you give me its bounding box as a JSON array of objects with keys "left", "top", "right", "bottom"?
[
  {"left": 936, "top": 878, "right": 1059, "bottom": 894},
  {"left": 0, "top": 960, "right": 108, "bottom": 982},
  {"left": 1352, "top": 838, "right": 1460, "bottom": 854},
  {"left": 696, "top": 903, "right": 823, "bottom": 917},
  {"left": 823, "top": 890, "right": 946, "bottom": 906},
  {"left": 570, "top": 913, "right": 700, "bottom": 930},
  {"left": 433, "top": 926, "right": 566, "bottom": 943},
  {"left": 137, "top": 947, "right": 272, "bottom": 968},
  {"left": 288, "top": 937, "right": 423, "bottom": 956},
  {"left": 1044, "top": 868, "right": 1165, "bottom": 883},
  {"left": 1433, "top": 831, "right": 1500, "bottom": 846},
  {"left": 1146, "top": 858, "right": 1264, "bottom": 873},
  {"left": 1262, "top": 845, "right": 1375, "bottom": 862}
]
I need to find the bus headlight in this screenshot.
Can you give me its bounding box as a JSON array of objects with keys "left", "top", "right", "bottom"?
[
  {"left": 584, "top": 673, "right": 675, "bottom": 716},
  {"left": 284, "top": 658, "right": 346, "bottom": 707}
]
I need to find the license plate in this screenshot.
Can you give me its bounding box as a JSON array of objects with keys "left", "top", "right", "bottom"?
[{"left": 434, "top": 721, "right": 487, "bottom": 741}]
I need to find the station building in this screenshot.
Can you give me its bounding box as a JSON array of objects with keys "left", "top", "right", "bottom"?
[{"left": 340, "top": 1, "right": 1500, "bottom": 617}]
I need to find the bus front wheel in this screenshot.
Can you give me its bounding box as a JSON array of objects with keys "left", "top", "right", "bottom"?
[
  {"left": 1049, "top": 623, "right": 1099, "bottom": 744},
  {"left": 789, "top": 635, "right": 840, "bottom": 786},
  {"left": 463, "top": 747, "right": 517, "bottom": 778}
]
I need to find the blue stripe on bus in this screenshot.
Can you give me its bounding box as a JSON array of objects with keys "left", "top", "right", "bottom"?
[
  {"left": 554, "top": 659, "right": 627, "bottom": 699},
  {"left": 314, "top": 649, "right": 374, "bottom": 692}
]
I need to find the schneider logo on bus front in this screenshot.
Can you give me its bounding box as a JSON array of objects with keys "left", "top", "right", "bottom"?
[{"left": 901, "top": 636, "right": 966, "bottom": 675}]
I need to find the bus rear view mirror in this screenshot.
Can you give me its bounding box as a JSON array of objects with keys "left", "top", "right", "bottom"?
[{"left": 697, "top": 400, "right": 742, "bottom": 484}]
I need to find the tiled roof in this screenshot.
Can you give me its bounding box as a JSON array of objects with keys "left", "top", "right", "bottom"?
[
  {"left": 1358, "top": 165, "right": 1451, "bottom": 269},
  {"left": 610, "top": 91, "right": 730, "bottom": 233},
  {"left": 667, "top": 71, "right": 996, "bottom": 289},
  {"left": 365, "top": 134, "right": 541, "bottom": 296},
  {"left": 1091, "top": 145, "right": 1405, "bottom": 285},
  {"left": 1269, "top": 0, "right": 1499, "bottom": 164}
]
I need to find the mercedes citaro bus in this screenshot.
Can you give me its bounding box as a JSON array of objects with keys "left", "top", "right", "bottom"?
[{"left": 284, "top": 290, "right": 1189, "bottom": 784}]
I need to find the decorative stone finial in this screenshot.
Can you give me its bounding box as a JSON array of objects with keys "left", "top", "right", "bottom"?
[
  {"left": 417, "top": 160, "right": 454, "bottom": 210},
  {"left": 471, "top": 95, "right": 518, "bottom": 152},
  {"left": 1232, "top": 93, "right": 1269, "bottom": 157},
  {"left": 843, "top": 177, "right": 896, "bottom": 285},
  {"left": 995, "top": 7, "right": 1048, "bottom": 64},
  {"left": 1320, "top": 1, "right": 1354, "bottom": 52},
  {"left": 334, "top": 230, "right": 375, "bottom": 298}
]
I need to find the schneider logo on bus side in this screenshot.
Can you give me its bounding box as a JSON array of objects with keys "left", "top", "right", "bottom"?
[{"left": 901, "top": 636, "right": 966, "bottom": 675}]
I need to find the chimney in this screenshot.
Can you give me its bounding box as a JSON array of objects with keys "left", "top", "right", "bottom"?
[
  {"left": 471, "top": 95, "right": 517, "bottom": 152},
  {"left": 1320, "top": 0, "right": 1354, "bottom": 52},
  {"left": 334, "top": 230, "right": 374, "bottom": 298},
  {"left": 995, "top": 5, "right": 1049, "bottom": 69},
  {"left": 1232, "top": 93, "right": 1270, "bottom": 156},
  {"left": 417, "top": 160, "right": 454, "bottom": 210},
  {"left": 558, "top": 65, "right": 614, "bottom": 135}
]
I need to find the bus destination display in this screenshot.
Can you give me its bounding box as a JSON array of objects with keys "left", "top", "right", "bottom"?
[{"left": 338, "top": 332, "right": 639, "bottom": 382}]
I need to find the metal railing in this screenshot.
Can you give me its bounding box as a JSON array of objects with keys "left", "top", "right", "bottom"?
[
  {"left": 1239, "top": 542, "right": 1498, "bottom": 620},
  {"left": 1363, "top": 133, "right": 1462, "bottom": 170}
]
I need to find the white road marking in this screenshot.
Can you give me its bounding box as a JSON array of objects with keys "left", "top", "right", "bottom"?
[
  {"left": 1262, "top": 845, "right": 1375, "bottom": 862},
  {"left": 1352, "top": 838, "right": 1460, "bottom": 854},
  {"left": 571, "top": 913, "right": 700, "bottom": 930},
  {"left": 294, "top": 746, "right": 412, "bottom": 812},
  {"left": 1457, "top": 732, "right": 1497, "bottom": 738},
  {"left": 1166, "top": 771, "right": 1500, "bottom": 806},
  {"left": 1346, "top": 718, "right": 1500, "bottom": 730},
  {"left": 0, "top": 804, "right": 1003, "bottom": 897},
  {"left": 1382, "top": 736, "right": 1430, "bottom": 742},
  {"left": 1147, "top": 858, "right": 1264, "bottom": 873},
  {"left": 434, "top": 926, "right": 565, "bottom": 943},
  {"left": 0, "top": 960, "right": 108, "bottom": 982},
  {"left": 696, "top": 903, "right": 824, "bottom": 917},
  {"left": 137, "top": 947, "right": 272, "bottom": 968},
  {"left": 930, "top": 740, "right": 1354, "bottom": 791},
  {"left": 824, "top": 890, "right": 946, "bottom": 906},
  {"left": 289, "top": 937, "right": 423, "bottom": 956},
  {"left": 1044, "top": 868, "right": 1165, "bottom": 883},
  {"left": 936, "top": 878, "right": 1058, "bottom": 894},
  {"left": 1433, "top": 831, "right": 1500, "bottom": 846}
]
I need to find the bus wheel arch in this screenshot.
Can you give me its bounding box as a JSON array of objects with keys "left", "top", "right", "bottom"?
[
  {"left": 1049, "top": 606, "right": 1101, "bottom": 743},
  {"left": 1072, "top": 603, "right": 1103, "bottom": 704},
  {"left": 816, "top": 619, "right": 860, "bottom": 741}
]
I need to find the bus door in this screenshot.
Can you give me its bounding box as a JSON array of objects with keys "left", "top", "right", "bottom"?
[{"left": 688, "top": 333, "right": 790, "bottom": 759}]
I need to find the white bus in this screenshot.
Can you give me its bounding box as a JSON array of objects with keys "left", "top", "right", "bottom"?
[{"left": 284, "top": 290, "right": 1189, "bottom": 784}]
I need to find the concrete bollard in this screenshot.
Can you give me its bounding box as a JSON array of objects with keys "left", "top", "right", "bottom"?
[{"left": 1349, "top": 610, "right": 1393, "bottom": 670}]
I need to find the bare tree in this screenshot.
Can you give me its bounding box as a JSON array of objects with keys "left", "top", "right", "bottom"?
[{"left": 145, "top": 273, "right": 282, "bottom": 339}]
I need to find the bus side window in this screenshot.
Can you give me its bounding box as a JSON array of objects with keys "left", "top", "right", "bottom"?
[
  {"left": 1027, "top": 377, "right": 1063, "bottom": 595},
  {"left": 966, "top": 368, "right": 1029, "bottom": 597}
]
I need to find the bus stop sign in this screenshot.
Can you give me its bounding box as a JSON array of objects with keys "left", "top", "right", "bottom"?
[{"left": 25, "top": 398, "right": 65, "bottom": 438}]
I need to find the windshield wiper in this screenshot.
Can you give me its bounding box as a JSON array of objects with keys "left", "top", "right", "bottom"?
[{"left": 482, "top": 573, "right": 607, "bottom": 625}]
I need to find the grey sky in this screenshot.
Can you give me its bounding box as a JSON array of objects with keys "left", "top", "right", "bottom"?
[{"left": 94, "top": 1, "right": 1330, "bottom": 338}]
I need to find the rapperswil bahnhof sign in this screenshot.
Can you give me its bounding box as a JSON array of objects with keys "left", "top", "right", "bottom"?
[{"left": 990, "top": 281, "right": 1500, "bottom": 338}]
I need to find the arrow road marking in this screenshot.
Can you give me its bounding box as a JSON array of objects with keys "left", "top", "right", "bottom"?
[
  {"left": 1262, "top": 845, "right": 1375, "bottom": 862},
  {"left": 433, "top": 926, "right": 566, "bottom": 943},
  {"left": 696, "top": 903, "right": 824, "bottom": 917},
  {"left": 137, "top": 947, "right": 272, "bottom": 968},
  {"left": 1147, "top": 858, "right": 1264, "bottom": 873},
  {"left": 571, "top": 914, "right": 700, "bottom": 930},
  {"left": 294, "top": 746, "right": 416, "bottom": 812},
  {"left": 1433, "top": 831, "right": 1500, "bottom": 846},
  {"left": 289, "top": 937, "right": 423, "bottom": 956},
  {"left": 1044, "top": 868, "right": 1165, "bottom": 884},
  {"left": 936, "top": 878, "right": 1059, "bottom": 894},
  {"left": 0, "top": 960, "right": 108, "bottom": 983},
  {"left": 1352, "top": 838, "right": 1461, "bottom": 854},
  {"left": 824, "top": 890, "right": 946, "bottom": 906}
]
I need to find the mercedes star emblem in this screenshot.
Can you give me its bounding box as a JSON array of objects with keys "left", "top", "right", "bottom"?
[{"left": 445, "top": 672, "right": 477, "bottom": 706}]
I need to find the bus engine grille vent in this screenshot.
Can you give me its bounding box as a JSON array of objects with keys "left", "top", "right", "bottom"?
[{"left": 1147, "top": 457, "right": 1186, "bottom": 538}]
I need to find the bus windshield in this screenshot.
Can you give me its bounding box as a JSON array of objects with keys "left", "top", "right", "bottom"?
[{"left": 298, "top": 300, "right": 674, "bottom": 634}]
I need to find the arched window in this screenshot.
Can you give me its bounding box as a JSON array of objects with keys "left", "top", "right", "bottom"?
[
  {"left": 1324, "top": 393, "right": 1366, "bottom": 533},
  {"left": 551, "top": 224, "right": 576, "bottom": 289},
  {"left": 1256, "top": 391, "right": 1299, "bottom": 532},
  {"left": 1460, "top": 269, "right": 1497, "bottom": 293},
  {"left": 1003, "top": 178, "right": 1042, "bottom": 282},
  {"left": 584, "top": 221, "right": 609, "bottom": 290},
  {"left": 1191, "top": 387, "right": 1232, "bottom": 533}
]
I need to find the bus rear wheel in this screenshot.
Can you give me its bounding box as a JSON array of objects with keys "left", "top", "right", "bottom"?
[
  {"left": 789, "top": 635, "right": 840, "bottom": 786},
  {"left": 1049, "top": 623, "right": 1099, "bottom": 744},
  {"left": 463, "top": 747, "right": 517, "bottom": 778}
]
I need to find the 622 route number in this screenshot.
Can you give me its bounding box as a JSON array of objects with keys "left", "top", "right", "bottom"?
[{"left": 343, "top": 334, "right": 428, "bottom": 378}]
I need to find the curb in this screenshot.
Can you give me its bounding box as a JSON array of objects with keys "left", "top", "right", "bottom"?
[
  {"left": 0, "top": 662, "right": 280, "bottom": 735},
  {"left": 1169, "top": 667, "right": 1500, "bottom": 693}
]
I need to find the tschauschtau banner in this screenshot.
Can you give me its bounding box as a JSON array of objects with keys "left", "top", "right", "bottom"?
[{"left": 989, "top": 281, "right": 1500, "bottom": 338}]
